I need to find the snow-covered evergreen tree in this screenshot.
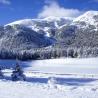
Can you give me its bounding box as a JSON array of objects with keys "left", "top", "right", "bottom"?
[{"left": 11, "top": 63, "right": 26, "bottom": 81}]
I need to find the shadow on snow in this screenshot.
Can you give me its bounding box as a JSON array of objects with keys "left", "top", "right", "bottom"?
[{"left": 2, "top": 75, "right": 98, "bottom": 86}]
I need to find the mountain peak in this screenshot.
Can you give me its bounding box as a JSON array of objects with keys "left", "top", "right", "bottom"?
[
  {"left": 73, "top": 10, "right": 98, "bottom": 29},
  {"left": 84, "top": 10, "right": 98, "bottom": 15},
  {"left": 74, "top": 10, "right": 98, "bottom": 21}
]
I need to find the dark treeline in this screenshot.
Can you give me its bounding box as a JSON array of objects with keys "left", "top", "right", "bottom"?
[{"left": 0, "top": 47, "right": 98, "bottom": 60}]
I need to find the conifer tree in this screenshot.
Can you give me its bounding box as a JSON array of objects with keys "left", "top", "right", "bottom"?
[{"left": 11, "top": 63, "right": 26, "bottom": 81}]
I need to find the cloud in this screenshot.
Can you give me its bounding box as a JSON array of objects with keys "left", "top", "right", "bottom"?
[
  {"left": 38, "top": 1, "right": 83, "bottom": 18},
  {"left": 0, "top": 0, "right": 11, "bottom": 5}
]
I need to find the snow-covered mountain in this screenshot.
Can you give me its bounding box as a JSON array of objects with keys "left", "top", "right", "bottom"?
[
  {"left": 6, "top": 17, "right": 73, "bottom": 37},
  {"left": 6, "top": 11, "right": 98, "bottom": 30},
  {"left": 0, "top": 11, "right": 98, "bottom": 59},
  {"left": 5, "top": 11, "right": 98, "bottom": 39}
]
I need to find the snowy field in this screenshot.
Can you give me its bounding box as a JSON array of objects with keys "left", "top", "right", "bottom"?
[{"left": 0, "top": 58, "right": 98, "bottom": 98}]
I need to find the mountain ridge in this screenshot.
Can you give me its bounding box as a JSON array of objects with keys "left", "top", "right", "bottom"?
[{"left": 0, "top": 10, "right": 98, "bottom": 60}]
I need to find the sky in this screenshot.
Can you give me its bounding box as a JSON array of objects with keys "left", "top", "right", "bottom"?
[{"left": 0, "top": 0, "right": 98, "bottom": 25}]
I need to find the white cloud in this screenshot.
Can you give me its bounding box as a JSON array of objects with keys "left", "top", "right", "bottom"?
[
  {"left": 0, "top": 0, "right": 10, "bottom": 5},
  {"left": 38, "top": 1, "right": 83, "bottom": 18}
]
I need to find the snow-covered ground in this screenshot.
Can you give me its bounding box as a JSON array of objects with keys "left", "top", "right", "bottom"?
[
  {"left": 0, "top": 78, "right": 98, "bottom": 98},
  {"left": 28, "top": 57, "right": 98, "bottom": 74},
  {"left": 0, "top": 58, "right": 98, "bottom": 98}
]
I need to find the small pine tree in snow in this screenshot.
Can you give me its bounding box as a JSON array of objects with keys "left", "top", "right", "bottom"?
[{"left": 11, "top": 63, "right": 26, "bottom": 81}]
